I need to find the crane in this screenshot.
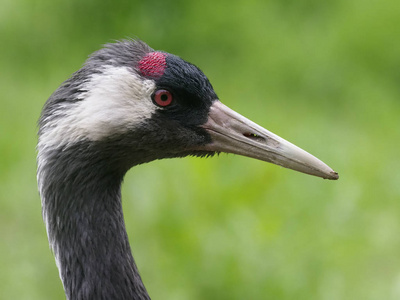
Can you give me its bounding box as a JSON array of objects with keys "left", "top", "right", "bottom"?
[{"left": 37, "top": 39, "right": 338, "bottom": 300}]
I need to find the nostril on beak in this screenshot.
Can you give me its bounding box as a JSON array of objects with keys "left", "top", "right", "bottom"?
[{"left": 243, "top": 132, "right": 265, "bottom": 143}]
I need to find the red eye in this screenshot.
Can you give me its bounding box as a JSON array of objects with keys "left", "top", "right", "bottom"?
[{"left": 153, "top": 89, "right": 173, "bottom": 107}]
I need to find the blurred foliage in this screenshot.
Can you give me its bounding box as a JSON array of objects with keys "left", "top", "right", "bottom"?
[{"left": 1, "top": 0, "right": 400, "bottom": 299}]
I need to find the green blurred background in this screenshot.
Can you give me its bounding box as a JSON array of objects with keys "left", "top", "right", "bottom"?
[{"left": 1, "top": 0, "right": 399, "bottom": 299}]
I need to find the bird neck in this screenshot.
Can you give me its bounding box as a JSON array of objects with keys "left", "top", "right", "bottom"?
[{"left": 39, "top": 147, "right": 150, "bottom": 300}]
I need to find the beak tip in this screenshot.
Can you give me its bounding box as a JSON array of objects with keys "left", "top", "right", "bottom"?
[{"left": 325, "top": 171, "right": 339, "bottom": 180}]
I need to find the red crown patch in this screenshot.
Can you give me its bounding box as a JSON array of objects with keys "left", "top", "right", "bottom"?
[{"left": 138, "top": 52, "right": 167, "bottom": 78}]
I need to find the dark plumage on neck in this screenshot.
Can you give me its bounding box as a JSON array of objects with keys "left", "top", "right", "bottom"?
[
  {"left": 39, "top": 127, "right": 215, "bottom": 299},
  {"left": 39, "top": 140, "right": 145, "bottom": 299}
]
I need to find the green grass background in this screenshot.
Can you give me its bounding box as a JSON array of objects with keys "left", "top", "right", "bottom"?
[{"left": 1, "top": 0, "right": 399, "bottom": 299}]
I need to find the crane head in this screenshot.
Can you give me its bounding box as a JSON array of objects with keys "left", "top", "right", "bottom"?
[{"left": 38, "top": 40, "right": 338, "bottom": 180}]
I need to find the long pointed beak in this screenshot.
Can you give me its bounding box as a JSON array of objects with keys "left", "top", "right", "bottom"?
[{"left": 200, "top": 101, "right": 339, "bottom": 180}]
